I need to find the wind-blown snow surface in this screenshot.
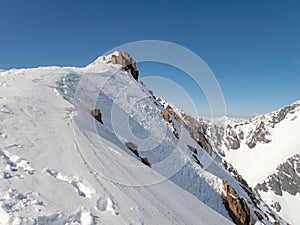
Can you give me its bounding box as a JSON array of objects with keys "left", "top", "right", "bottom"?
[{"left": 0, "top": 55, "right": 282, "bottom": 224}]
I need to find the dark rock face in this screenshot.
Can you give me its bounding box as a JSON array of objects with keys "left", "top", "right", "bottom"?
[
  {"left": 177, "top": 113, "right": 213, "bottom": 155},
  {"left": 173, "top": 129, "right": 179, "bottom": 139},
  {"left": 161, "top": 110, "right": 170, "bottom": 122},
  {"left": 223, "top": 161, "right": 260, "bottom": 208},
  {"left": 141, "top": 157, "right": 151, "bottom": 167},
  {"left": 222, "top": 179, "right": 254, "bottom": 225},
  {"left": 255, "top": 154, "right": 300, "bottom": 196},
  {"left": 125, "top": 142, "right": 139, "bottom": 156},
  {"left": 245, "top": 121, "right": 271, "bottom": 148},
  {"left": 187, "top": 145, "right": 198, "bottom": 154},
  {"left": 159, "top": 108, "right": 179, "bottom": 139},
  {"left": 91, "top": 109, "right": 103, "bottom": 124},
  {"left": 271, "top": 202, "right": 282, "bottom": 212},
  {"left": 167, "top": 106, "right": 184, "bottom": 125},
  {"left": 125, "top": 142, "right": 152, "bottom": 167},
  {"left": 254, "top": 210, "right": 264, "bottom": 220},
  {"left": 111, "top": 51, "right": 139, "bottom": 80},
  {"left": 225, "top": 125, "right": 240, "bottom": 150}
]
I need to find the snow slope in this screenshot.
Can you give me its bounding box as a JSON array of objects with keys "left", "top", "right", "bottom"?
[
  {"left": 0, "top": 53, "right": 285, "bottom": 224},
  {"left": 0, "top": 65, "right": 232, "bottom": 224}
]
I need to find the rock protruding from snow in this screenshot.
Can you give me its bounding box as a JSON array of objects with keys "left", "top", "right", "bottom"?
[
  {"left": 125, "top": 142, "right": 151, "bottom": 167},
  {"left": 255, "top": 154, "right": 300, "bottom": 196},
  {"left": 157, "top": 97, "right": 213, "bottom": 154},
  {"left": 91, "top": 109, "right": 103, "bottom": 124},
  {"left": 125, "top": 142, "right": 139, "bottom": 156},
  {"left": 111, "top": 51, "right": 139, "bottom": 80},
  {"left": 222, "top": 179, "right": 254, "bottom": 225}
]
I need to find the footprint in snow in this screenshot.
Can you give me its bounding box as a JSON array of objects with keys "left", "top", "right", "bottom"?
[
  {"left": 97, "top": 197, "right": 118, "bottom": 216},
  {"left": 44, "top": 168, "right": 95, "bottom": 198}
]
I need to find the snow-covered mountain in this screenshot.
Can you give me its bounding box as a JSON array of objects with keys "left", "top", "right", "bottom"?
[
  {"left": 0, "top": 51, "right": 286, "bottom": 224},
  {"left": 198, "top": 101, "right": 300, "bottom": 224}
]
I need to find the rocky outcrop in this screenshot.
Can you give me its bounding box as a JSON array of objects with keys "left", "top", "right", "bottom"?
[
  {"left": 91, "top": 109, "right": 103, "bottom": 124},
  {"left": 270, "top": 202, "right": 282, "bottom": 213},
  {"left": 166, "top": 105, "right": 184, "bottom": 125},
  {"left": 245, "top": 121, "right": 271, "bottom": 148},
  {"left": 161, "top": 110, "right": 170, "bottom": 122},
  {"left": 159, "top": 103, "right": 213, "bottom": 155},
  {"left": 172, "top": 128, "right": 179, "bottom": 139},
  {"left": 111, "top": 51, "right": 139, "bottom": 80},
  {"left": 223, "top": 161, "right": 260, "bottom": 208},
  {"left": 160, "top": 109, "right": 179, "bottom": 139},
  {"left": 141, "top": 157, "right": 151, "bottom": 167},
  {"left": 125, "top": 142, "right": 152, "bottom": 167},
  {"left": 161, "top": 97, "right": 213, "bottom": 144},
  {"left": 125, "top": 142, "right": 139, "bottom": 156},
  {"left": 225, "top": 125, "right": 240, "bottom": 149},
  {"left": 255, "top": 154, "right": 300, "bottom": 196},
  {"left": 187, "top": 145, "right": 197, "bottom": 154},
  {"left": 222, "top": 179, "right": 254, "bottom": 225}
]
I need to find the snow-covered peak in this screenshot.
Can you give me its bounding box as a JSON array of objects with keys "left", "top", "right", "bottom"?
[{"left": 87, "top": 51, "right": 120, "bottom": 67}]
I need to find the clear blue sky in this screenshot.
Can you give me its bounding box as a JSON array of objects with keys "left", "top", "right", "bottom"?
[{"left": 0, "top": 0, "right": 299, "bottom": 118}]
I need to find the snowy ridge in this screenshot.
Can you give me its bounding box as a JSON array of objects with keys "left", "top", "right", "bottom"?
[
  {"left": 197, "top": 100, "right": 300, "bottom": 224},
  {"left": 255, "top": 154, "right": 300, "bottom": 225},
  {"left": 0, "top": 52, "right": 285, "bottom": 224}
]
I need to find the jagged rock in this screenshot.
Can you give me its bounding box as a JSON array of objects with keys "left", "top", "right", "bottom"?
[
  {"left": 91, "top": 109, "right": 103, "bottom": 124},
  {"left": 192, "top": 154, "right": 203, "bottom": 168},
  {"left": 141, "top": 157, "right": 151, "bottom": 167},
  {"left": 246, "top": 121, "right": 271, "bottom": 148},
  {"left": 222, "top": 179, "right": 254, "bottom": 225},
  {"left": 125, "top": 142, "right": 139, "bottom": 156},
  {"left": 181, "top": 114, "right": 213, "bottom": 155},
  {"left": 166, "top": 104, "right": 172, "bottom": 110},
  {"left": 254, "top": 210, "right": 264, "bottom": 220},
  {"left": 111, "top": 51, "right": 139, "bottom": 80},
  {"left": 196, "top": 134, "right": 212, "bottom": 155},
  {"left": 160, "top": 109, "right": 179, "bottom": 139},
  {"left": 255, "top": 182, "right": 268, "bottom": 192},
  {"left": 173, "top": 129, "right": 179, "bottom": 139},
  {"left": 255, "top": 154, "right": 300, "bottom": 196},
  {"left": 225, "top": 125, "right": 240, "bottom": 150},
  {"left": 238, "top": 130, "right": 244, "bottom": 140},
  {"left": 167, "top": 107, "right": 184, "bottom": 125},
  {"left": 270, "top": 202, "right": 281, "bottom": 212},
  {"left": 187, "top": 145, "right": 198, "bottom": 154},
  {"left": 223, "top": 161, "right": 260, "bottom": 208},
  {"left": 161, "top": 110, "right": 170, "bottom": 122},
  {"left": 156, "top": 99, "right": 212, "bottom": 154}
]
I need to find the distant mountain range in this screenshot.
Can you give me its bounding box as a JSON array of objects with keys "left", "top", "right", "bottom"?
[{"left": 192, "top": 100, "right": 300, "bottom": 224}]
